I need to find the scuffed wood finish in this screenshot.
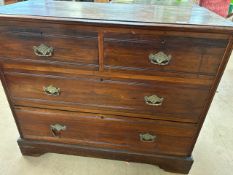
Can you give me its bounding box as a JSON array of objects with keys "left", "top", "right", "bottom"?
[
  {"left": 16, "top": 107, "right": 197, "bottom": 156},
  {"left": 5, "top": 71, "right": 210, "bottom": 123},
  {"left": 104, "top": 32, "right": 228, "bottom": 76},
  {"left": 98, "top": 31, "right": 104, "bottom": 71},
  {"left": 17, "top": 138, "right": 194, "bottom": 174},
  {"left": 0, "top": 1, "right": 232, "bottom": 174},
  {"left": 0, "top": 1, "right": 233, "bottom": 32},
  {"left": 1, "top": 59, "right": 214, "bottom": 86},
  {"left": 0, "top": 28, "right": 99, "bottom": 70}
]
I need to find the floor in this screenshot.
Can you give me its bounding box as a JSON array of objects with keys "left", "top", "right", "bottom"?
[{"left": 0, "top": 53, "right": 232, "bottom": 175}]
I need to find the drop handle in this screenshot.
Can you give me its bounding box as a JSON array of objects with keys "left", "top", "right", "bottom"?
[
  {"left": 149, "top": 51, "right": 171, "bottom": 66},
  {"left": 43, "top": 85, "right": 60, "bottom": 96},
  {"left": 50, "top": 124, "right": 67, "bottom": 137},
  {"left": 33, "top": 44, "right": 53, "bottom": 57},
  {"left": 140, "top": 133, "right": 156, "bottom": 142},
  {"left": 144, "top": 95, "right": 164, "bottom": 106}
]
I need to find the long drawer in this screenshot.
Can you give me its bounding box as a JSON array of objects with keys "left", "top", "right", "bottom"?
[
  {"left": 5, "top": 71, "right": 209, "bottom": 123},
  {"left": 15, "top": 107, "right": 197, "bottom": 156},
  {"left": 104, "top": 32, "right": 228, "bottom": 77},
  {"left": 0, "top": 29, "right": 99, "bottom": 70}
]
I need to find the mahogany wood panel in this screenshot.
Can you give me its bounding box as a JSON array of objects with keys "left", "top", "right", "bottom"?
[
  {"left": 5, "top": 71, "right": 210, "bottom": 123},
  {"left": 1, "top": 59, "right": 215, "bottom": 87},
  {"left": 0, "top": 31, "right": 99, "bottom": 70},
  {"left": 104, "top": 33, "right": 228, "bottom": 76},
  {"left": 189, "top": 37, "right": 233, "bottom": 154},
  {"left": 0, "top": 1, "right": 233, "bottom": 32},
  {"left": 0, "top": 1, "right": 232, "bottom": 174},
  {"left": 15, "top": 107, "right": 197, "bottom": 156},
  {"left": 0, "top": 20, "right": 230, "bottom": 39},
  {"left": 18, "top": 138, "right": 194, "bottom": 174}
]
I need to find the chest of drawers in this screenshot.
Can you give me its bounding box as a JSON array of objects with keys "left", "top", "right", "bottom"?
[{"left": 0, "top": 1, "right": 232, "bottom": 174}]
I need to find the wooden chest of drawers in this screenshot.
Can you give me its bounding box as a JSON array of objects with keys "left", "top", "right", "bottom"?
[{"left": 0, "top": 1, "right": 232, "bottom": 174}]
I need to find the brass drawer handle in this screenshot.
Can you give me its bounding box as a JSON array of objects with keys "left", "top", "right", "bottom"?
[
  {"left": 50, "top": 124, "right": 67, "bottom": 137},
  {"left": 144, "top": 95, "right": 164, "bottom": 106},
  {"left": 149, "top": 51, "right": 171, "bottom": 65},
  {"left": 33, "top": 44, "right": 53, "bottom": 57},
  {"left": 43, "top": 85, "right": 60, "bottom": 96},
  {"left": 140, "top": 133, "right": 156, "bottom": 142}
]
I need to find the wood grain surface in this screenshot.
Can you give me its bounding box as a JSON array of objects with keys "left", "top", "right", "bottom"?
[
  {"left": 5, "top": 71, "right": 210, "bottom": 123},
  {"left": 104, "top": 32, "right": 228, "bottom": 76},
  {"left": 0, "top": 1, "right": 232, "bottom": 32},
  {"left": 15, "top": 107, "right": 197, "bottom": 156},
  {"left": 0, "top": 1, "right": 232, "bottom": 174}
]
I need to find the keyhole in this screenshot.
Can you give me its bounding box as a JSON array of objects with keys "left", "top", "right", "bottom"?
[{"left": 161, "top": 40, "right": 166, "bottom": 45}]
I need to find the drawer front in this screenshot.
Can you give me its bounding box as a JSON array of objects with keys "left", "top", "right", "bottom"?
[
  {"left": 5, "top": 72, "right": 209, "bottom": 123},
  {"left": 104, "top": 33, "right": 228, "bottom": 76},
  {"left": 16, "top": 107, "right": 197, "bottom": 156},
  {"left": 0, "top": 30, "right": 99, "bottom": 70}
]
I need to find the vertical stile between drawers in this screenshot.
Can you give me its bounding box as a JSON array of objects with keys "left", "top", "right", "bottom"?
[{"left": 98, "top": 31, "right": 104, "bottom": 72}]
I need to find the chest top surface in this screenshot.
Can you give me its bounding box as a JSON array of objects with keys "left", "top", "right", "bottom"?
[{"left": 0, "top": 0, "right": 232, "bottom": 32}]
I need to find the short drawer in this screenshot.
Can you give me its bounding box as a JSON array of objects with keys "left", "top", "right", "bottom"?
[
  {"left": 15, "top": 107, "right": 197, "bottom": 156},
  {"left": 5, "top": 71, "right": 209, "bottom": 123},
  {"left": 104, "top": 33, "right": 228, "bottom": 76},
  {"left": 0, "top": 29, "right": 99, "bottom": 70}
]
